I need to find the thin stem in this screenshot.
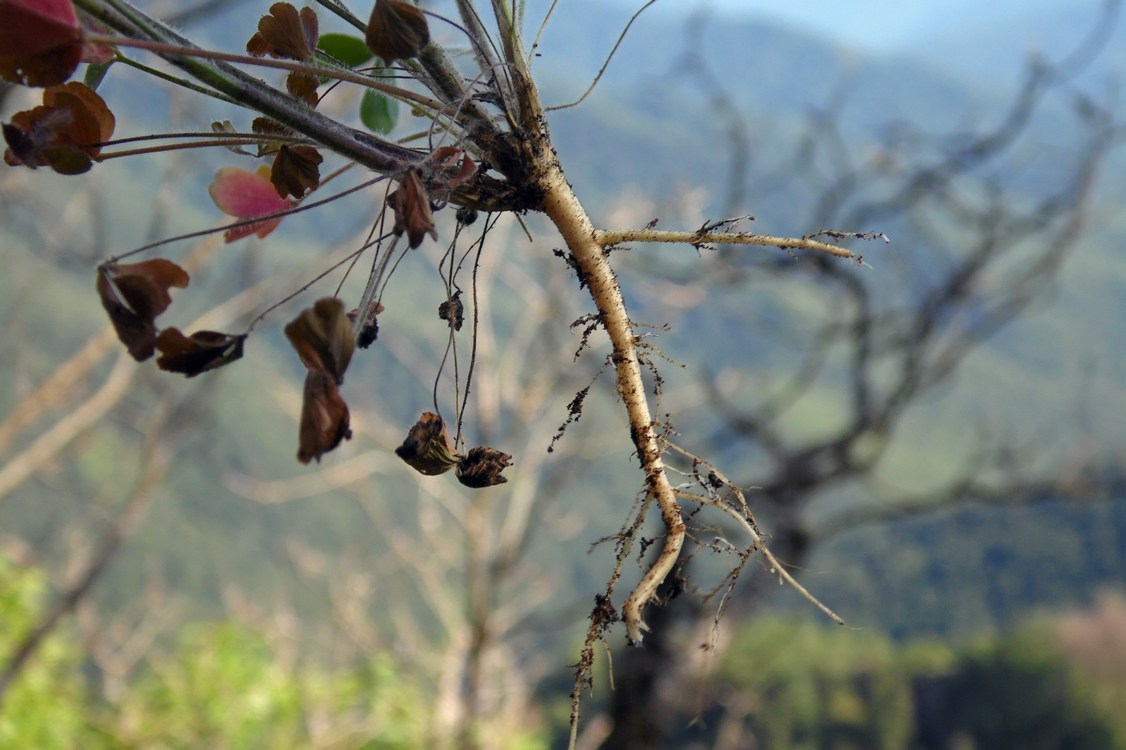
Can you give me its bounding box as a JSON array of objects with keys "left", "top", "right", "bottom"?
[
  {"left": 114, "top": 54, "right": 240, "bottom": 105},
  {"left": 109, "top": 174, "right": 386, "bottom": 263},
  {"left": 97, "top": 137, "right": 297, "bottom": 160},
  {"left": 93, "top": 131, "right": 300, "bottom": 148},
  {"left": 545, "top": 0, "right": 658, "bottom": 112}
]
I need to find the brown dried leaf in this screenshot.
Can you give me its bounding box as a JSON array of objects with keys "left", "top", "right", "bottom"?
[
  {"left": 3, "top": 81, "right": 115, "bottom": 175},
  {"left": 297, "top": 370, "right": 352, "bottom": 464},
  {"left": 388, "top": 169, "right": 436, "bottom": 249},
  {"left": 270, "top": 144, "right": 322, "bottom": 199},
  {"left": 286, "top": 71, "right": 319, "bottom": 107},
  {"left": 456, "top": 446, "right": 513, "bottom": 488},
  {"left": 247, "top": 2, "right": 319, "bottom": 60},
  {"left": 364, "top": 0, "right": 430, "bottom": 64},
  {"left": 154, "top": 328, "right": 246, "bottom": 377},
  {"left": 96, "top": 259, "right": 190, "bottom": 361},
  {"left": 284, "top": 297, "right": 355, "bottom": 382},
  {"left": 251, "top": 116, "right": 292, "bottom": 157},
  {"left": 395, "top": 411, "right": 461, "bottom": 476}
]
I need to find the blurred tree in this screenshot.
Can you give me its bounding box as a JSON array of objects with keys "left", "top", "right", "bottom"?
[{"left": 594, "top": 3, "right": 1125, "bottom": 747}]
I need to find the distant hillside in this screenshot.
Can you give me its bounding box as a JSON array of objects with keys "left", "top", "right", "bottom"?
[{"left": 1, "top": 0, "right": 1123, "bottom": 651}]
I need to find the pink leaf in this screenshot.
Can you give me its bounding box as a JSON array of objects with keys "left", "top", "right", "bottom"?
[{"left": 208, "top": 165, "right": 293, "bottom": 242}]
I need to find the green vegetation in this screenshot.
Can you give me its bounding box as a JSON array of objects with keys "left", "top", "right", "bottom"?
[{"left": 0, "top": 555, "right": 545, "bottom": 749}]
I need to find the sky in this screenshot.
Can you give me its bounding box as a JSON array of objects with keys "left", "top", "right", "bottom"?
[{"left": 605, "top": 0, "right": 1073, "bottom": 53}]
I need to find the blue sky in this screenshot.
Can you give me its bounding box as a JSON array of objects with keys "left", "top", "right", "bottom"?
[{"left": 603, "top": 0, "right": 1081, "bottom": 53}]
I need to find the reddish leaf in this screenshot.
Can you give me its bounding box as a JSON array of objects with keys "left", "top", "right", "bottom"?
[
  {"left": 270, "top": 144, "right": 322, "bottom": 199},
  {"left": 456, "top": 446, "right": 513, "bottom": 488},
  {"left": 395, "top": 411, "right": 461, "bottom": 476},
  {"left": 364, "top": 0, "right": 430, "bottom": 64},
  {"left": 388, "top": 169, "right": 436, "bottom": 249},
  {"left": 297, "top": 370, "right": 352, "bottom": 464},
  {"left": 154, "top": 328, "right": 246, "bottom": 377},
  {"left": 3, "top": 81, "right": 115, "bottom": 175},
  {"left": 208, "top": 165, "right": 293, "bottom": 242},
  {"left": 0, "top": 0, "right": 83, "bottom": 86},
  {"left": 96, "top": 259, "right": 190, "bottom": 361},
  {"left": 285, "top": 71, "right": 319, "bottom": 107},
  {"left": 284, "top": 297, "right": 355, "bottom": 383},
  {"left": 247, "top": 2, "right": 319, "bottom": 61}
]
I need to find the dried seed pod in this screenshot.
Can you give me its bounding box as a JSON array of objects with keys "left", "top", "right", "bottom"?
[
  {"left": 456, "top": 446, "right": 513, "bottom": 488},
  {"left": 395, "top": 412, "right": 461, "bottom": 476},
  {"left": 438, "top": 292, "right": 463, "bottom": 331}
]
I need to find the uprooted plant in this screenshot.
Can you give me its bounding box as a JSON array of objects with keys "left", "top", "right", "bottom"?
[{"left": 0, "top": 0, "right": 884, "bottom": 738}]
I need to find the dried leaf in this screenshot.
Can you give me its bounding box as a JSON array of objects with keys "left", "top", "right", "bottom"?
[
  {"left": 395, "top": 411, "right": 461, "bottom": 476},
  {"left": 438, "top": 292, "right": 463, "bottom": 331},
  {"left": 388, "top": 169, "right": 436, "bottom": 249},
  {"left": 364, "top": 0, "right": 430, "bottom": 64},
  {"left": 431, "top": 146, "right": 477, "bottom": 190},
  {"left": 96, "top": 259, "right": 190, "bottom": 361},
  {"left": 285, "top": 71, "right": 319, "bottom": 107},
  {"left": 209, "top": 165, "right": 293, "bottom": 242},
  {"left": 0, "top": 0, "right": 84, "bottom": 86},
  {"left": 284, "top": 297, "right": 355, "bottom": 383},
  {"left": 247, "top": 2, "right": 319, "bottom": 60},
  {"left": 154, "top": 328, "right": 246, "bottom": 377},
  {"left": 456, "top": 446, "right": 512, "bottom": 488},
  {"left": 251, "top": 116, "right": 292, "bottom": 156},
  {"left": 297, "top": 370, "right": 352, "bottom": 464},
  {"left": 210, "top": 120, "right": 255, "bottom": 156},
  {"left": 270, "top": 144, "right": 322, "bottom": 199},
  {"left": 3, "top": 81, "right": 115, "bottom": 175}
]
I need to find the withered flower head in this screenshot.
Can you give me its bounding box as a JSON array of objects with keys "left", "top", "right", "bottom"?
[
  {"left": 96, "top": 258, "right": 190, "bottom": 361},
  {"left": 284, "top": 297, "right": 356, "bottom": 383},
  {"left": 456, "top": 446, "right": 513, "bottom": 488},
  {"left": 395, "top": 411, "right": 462, "bottom": 476},
  {"left": 155, "top": 328, "right": 246, "bottom": 377},
  {"left": 3, "top": 81, "right": 115, "bottom": 175},
  {"left": 388, "top": 169, "right": 437, "bottom": 249},
  {"left": 364, "top": 0, "right": 430, "bottom": 64},
  {"left": 297, "top": 370, "right": 352, "bottom": 464},
  {"left": 246, "top": 2, "right": 319, "bottom": 60}
]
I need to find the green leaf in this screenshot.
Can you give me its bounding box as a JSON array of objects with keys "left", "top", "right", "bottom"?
[
  {"left": 360, "top": 89, "right": 398, "bottom": 134},
  {"left": 317, "top": 33, "right": 373, "bottom": 68},
  {"left": 83, "top": 60, "right": 114, "bottom": 90}
]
